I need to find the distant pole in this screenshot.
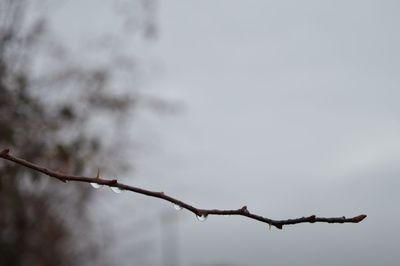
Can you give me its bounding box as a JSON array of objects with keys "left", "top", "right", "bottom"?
[{"left": 161, "top": 210, "right": 180, "bottom": 266}]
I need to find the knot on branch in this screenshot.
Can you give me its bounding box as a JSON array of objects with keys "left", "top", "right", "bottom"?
[
  {"left": 240, "top": 206, "right": 249, "bottom": 214},
  {"left": 106, "top": 179, "right": 118, "bottom": 185}
]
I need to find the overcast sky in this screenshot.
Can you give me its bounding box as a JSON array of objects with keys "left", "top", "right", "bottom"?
[
  {"left": 134, "top": 1, "right": 400, "bottom": 265},
  {"left": 51, "top": 1, "right": 400, "bottom": 265}
]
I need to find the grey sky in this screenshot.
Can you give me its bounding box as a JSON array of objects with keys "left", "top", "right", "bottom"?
[
  {"left": 48, "top": 0, "right": 400, "bottom": 265},
  {"left": 134, "top": 1, "right": 400, "bottom": 265}
]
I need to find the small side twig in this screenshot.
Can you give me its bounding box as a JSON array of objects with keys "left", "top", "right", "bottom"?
[{"left": 0, "top": 148, "right": 367, "bottom": 230}]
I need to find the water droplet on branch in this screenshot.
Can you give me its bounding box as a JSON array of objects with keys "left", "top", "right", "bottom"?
[
  {"left": 90, "top": 183, "right": 101, "bottom": 189},
  {"left": 196, "top": 214, "right": 207, "bottom": 222},
  {"left": 111, "top": 187, "right": 122, "bottom": 193},
  {"left": 173, "top": 204, "right": 182, "bottom": 211}
]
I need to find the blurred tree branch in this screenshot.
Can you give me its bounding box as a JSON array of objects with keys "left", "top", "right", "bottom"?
[
  {"left": 0, "top": 0, "right": 162, "bottom": 265},
  {"left": 0, "top": 148, "right": 367, "bottom": 230}
]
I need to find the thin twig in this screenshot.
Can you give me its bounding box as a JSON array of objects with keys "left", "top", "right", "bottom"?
[{"left": 0, "top": 148, "right": 367, "bottom": 229}]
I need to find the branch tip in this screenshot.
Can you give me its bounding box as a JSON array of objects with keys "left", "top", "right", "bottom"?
[
  {"left": 353, "top": 214, "right": 367, "bottom": 223},
  {"left": 0, "top": 148, "right": 10, "bottom": 156}
]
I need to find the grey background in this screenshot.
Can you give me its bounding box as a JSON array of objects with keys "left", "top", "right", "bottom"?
[{"left": 54, "top": 0, "right": 400, "bottom": 265}]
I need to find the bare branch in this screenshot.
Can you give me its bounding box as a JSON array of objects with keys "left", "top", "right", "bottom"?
[{"left": 0, "top": 148, "right": 367, "bottom": 229}]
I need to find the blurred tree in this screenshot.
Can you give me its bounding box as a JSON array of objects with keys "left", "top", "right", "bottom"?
[{"left": 0, "top": 0, "right": 158, "bottom": 265}]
